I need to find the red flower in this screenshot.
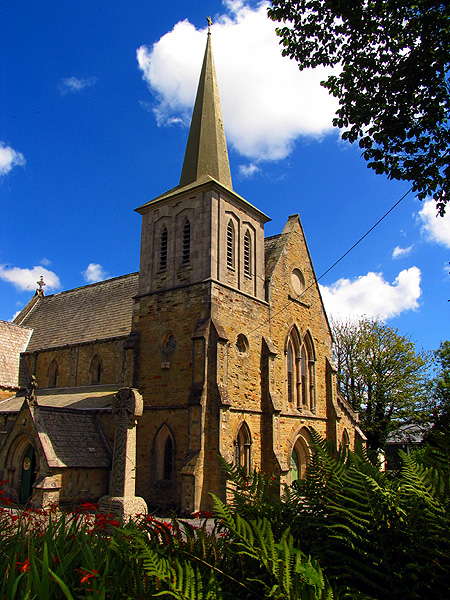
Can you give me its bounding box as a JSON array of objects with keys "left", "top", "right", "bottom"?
[
  {"left": 76, "top": 568, "right": 99, "bottom": 585},
  {"left": 17, "top": 558, "right": 31, "bottom": 573}
]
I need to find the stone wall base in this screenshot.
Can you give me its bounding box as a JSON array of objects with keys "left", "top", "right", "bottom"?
[{"left": 99, "top": 495, "right": 147, "bottom": 521}]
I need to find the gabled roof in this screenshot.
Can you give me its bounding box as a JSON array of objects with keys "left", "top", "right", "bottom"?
[
  {"left": 33, "top": 405, "right": 112, "bottom": 468},
  {"left": 0, "top": 321, "right": 33, "bottom": 389},
  {"left": 14, "top": 273, "right": 138, "bottom": 351}
]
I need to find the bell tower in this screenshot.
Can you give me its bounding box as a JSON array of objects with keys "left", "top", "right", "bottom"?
[{"left": 135, "top": 30, "right": 269, "bottom": 300}]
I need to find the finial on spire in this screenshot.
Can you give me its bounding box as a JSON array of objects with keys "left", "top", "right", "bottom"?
[
  {"left": 36, "top": 275, "right": 46, "bottom": 297},
  {"left": 207, "top": 16, "right": 212, "bottom": 33}
]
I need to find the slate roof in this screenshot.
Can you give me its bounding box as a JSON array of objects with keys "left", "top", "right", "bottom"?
[
  {"left": 0, "top": 385, "right": 118, "bottom": 413},
  {"left": 14, "top": 273, "right": 138, "bottom": 351},
  {"left": 0, "top": 321, "right": 33, "bottom": 388},
  {"left": 386, "top": 422, "right": 433, "bottom": 445},
  {"left": 34, "top": 406, "right": 112, "bottom": 468}
]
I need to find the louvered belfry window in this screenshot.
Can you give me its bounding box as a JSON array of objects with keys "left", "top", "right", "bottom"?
[
  {"left": 244, "top": 230, "right": 251, "bottom": 277},
  {"left": 227, "top": 220, "right": 235, "bottom": 269},
  {"left": 182, "top": 219, "right": 190, "bottom": 264},
  {"left": 160, "top": 226, "right": 168, "bottom": 270}
]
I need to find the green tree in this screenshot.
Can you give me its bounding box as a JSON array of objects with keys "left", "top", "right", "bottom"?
[
  {"left": 268, "top": 0, "right": 450, "bottom": 215},
  {"left": 332, "top": 317, "right": 430, "bottom": 451},
  {"left": 430, "top": 340, "right": 450, "bottom": 432}
]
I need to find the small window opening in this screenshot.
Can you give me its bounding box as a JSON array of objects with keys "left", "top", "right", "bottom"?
[
  {"left": 160, "top": 226, "right": 168, "bottom": 271},
  {"left": 90, "top": 355, "right": 102, "bottom": 385},
  {"left": 244, "top": 230, "right": 251, "bottom": 277},
  {"left": 48, "top": 359, "right": 58, "bottom": 388},
  {"left": 227, "top": 220, "right": 235, "bottom": 269},
  {"left": 182, "top": 219, "right": 190, "bottom": 264},
  {"left": 163, "top": 436, "right": 174, "bottom": 480}
]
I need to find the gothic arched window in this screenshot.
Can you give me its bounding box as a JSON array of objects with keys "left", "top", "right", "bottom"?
[
  {"left": 48, "top": 359, "right": 58, "bottom": 388},
  {"left": 290, "top": 433, "right": 310, "bottom": 482},
  {"left": 226, "top": 220, "right": 235, "bottom": 269},
  {"left": 154, "top": 425, "right": 175, "bottom": 481},
  {"left": 160, "top": 226, "right": 168, "bottom": 271},
  {"left": 285, "top": 328, "right": 301, "bottom": 406},
  {"left": 301, "top": 333, "right": 316, "bottom": 411},
  {"left": 182, "top": 219, "right": 191, "bottom": 265},
  {"left": 235, "top": 422, "right": 252, "bottom": 476},
  {"left": 244, "top": 229, "right": 251, "bottom": 277},
  {"left": 89, "top": 354, "right": 102, "bottom": 385}
]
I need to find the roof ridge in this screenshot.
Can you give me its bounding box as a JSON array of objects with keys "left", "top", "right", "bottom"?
[{"left": 39, "top": 272, "right": 139, "bottom": 300}]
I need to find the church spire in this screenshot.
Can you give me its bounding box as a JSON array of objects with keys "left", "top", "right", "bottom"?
[{"left": 179, "top": 28, "right": 233, "bottom": 190}]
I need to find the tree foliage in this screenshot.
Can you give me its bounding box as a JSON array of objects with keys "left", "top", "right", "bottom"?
[
  {"left": 332, "top": 318, "right": 429, "bottom": 450},
  {"left": 430, "top": 340, "right": 450, "bottom": 432},
  {"left": 268, "top": 0, "right": 450, "bottom": 215}
]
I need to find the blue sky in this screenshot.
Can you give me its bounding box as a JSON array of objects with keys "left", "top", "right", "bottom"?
[{"left": 1, "top": 0, "right": 449, "bottom": 354}]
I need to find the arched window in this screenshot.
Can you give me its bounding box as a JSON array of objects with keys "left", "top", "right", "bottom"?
[
  {"left": 235, "top": 422, "right": 251, "bottom": 476},
  {"left": 154, "top": 425, "right": 175, "bottom": 481},
  {"left": 163, "top": 436, "right": 174, "bottom": 480},
  {"left": 341, "top": 429, "right": 350, "bottom": 450},
  {"left": 182, "top": 219, "right": 190, "bottom": 265},
  {"left": 160, "top": 226, "right": 168, "bottom": 271},
  {"left": 285, "top": 328, "right": 301, "bottom": 406},
  {"left": 286, "top": 329, "right": 315, "bottom": 410},
  {"left": 89, "top": 354, "right": 102, "bottom": 385},
  {"left": 301, "top": 333, "right": 316, "bottom": 411},
  {"left": 48, "top": 359, "right": 58, "bottom": 388},
  {"left": 290, "top": 434, "right": 310, "bottom": 482},
  {"left": 244, "top": 229, "right": 251, "bottom": 277},
  {"left": 226, "top": 220, "right": 235, "bottom": 269}
]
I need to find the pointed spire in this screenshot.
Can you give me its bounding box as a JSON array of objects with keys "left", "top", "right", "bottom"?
[{"left": 179, "top": 30, "right": 233, "bottom": 190}]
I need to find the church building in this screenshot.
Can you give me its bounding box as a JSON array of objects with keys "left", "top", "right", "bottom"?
[{"left": 0, "top": 32, "right": 363, "bottom": 513}]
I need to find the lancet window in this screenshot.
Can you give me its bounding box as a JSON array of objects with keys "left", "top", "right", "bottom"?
[
  {"left": 226, "top": 220, "right": 235, "bottom": 269},
  {"left": 182, "top": 219, "right": 191, "bottom": 265},
  {"left": 286, "top": 329, "right": 316, "bottom": 410},
  {"left": 48, "top": 359, "right": 59, "bottom": 388},
  {"left": 244, "top": 229, "right": 251, "bottom": 277},
  {"left": 290, "top": 433, "right": 310, "bottom": 481},
  {"left": 154, "top": 425, "right": 175, "bottom": 481},
  {"left": 89, "top": 354, "right": 102, "bottom": 385},
  {"left": 160, "top": 226, "right": 168, "bottom": 271},
  {"left": 235, "top": 422, "right": 251, "bottom": 477}
]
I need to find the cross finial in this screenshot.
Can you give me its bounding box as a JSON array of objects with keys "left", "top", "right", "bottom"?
[
  {"left": 36, "top": 275, "right": 46, "bottom": 297},
  {"left": 207, "top": 16, "right": 212, "bottom": 33}
]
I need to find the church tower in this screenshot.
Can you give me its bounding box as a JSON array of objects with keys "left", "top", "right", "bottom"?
[
  {"left": 135, "top": 31, "right": 269, "bottom": 301},
  {"left": 132, "top": 30, "right": 360, "bottom": 513}
]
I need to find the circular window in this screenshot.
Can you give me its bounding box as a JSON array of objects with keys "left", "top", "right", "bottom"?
[
  {"left": 291, "top": 269, "right": 305, "bottom": 296},
  {"left": 160, "top": 331, "right": 177, "bottom": 356},
  {"left": 236, "top": 334, "right": 249, "bottom": 355}
]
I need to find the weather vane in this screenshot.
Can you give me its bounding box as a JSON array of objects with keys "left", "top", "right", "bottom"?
[{"left": 207, "top": 16, "right": 212, "bottom": 33}]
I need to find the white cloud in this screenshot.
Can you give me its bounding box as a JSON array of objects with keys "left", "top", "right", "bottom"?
[
  {"left": 0, "top": 142, "right": 26, "bottom": 176},
  {"left": 40, "top": 258, "right": 51, "bottom": 266},
  {"left": 320, "top": 267, "right": 421, "bottom": 322},
  {"left": 418, "top": 199, "right": 450, "bottom": 248},
  {"left": 238, "top": 163, "right": 260, "bottom": 178},
  {"left": 0, "top": 265, "right": 61, "bottom": 292},
  {"left": 82, "top": 263, "right": 109, "bottom": 283},
  {"left": 59, "top": 76, "right": 98, "bottom": 95},
  {"left": 137, "top": 0, "right": 339, "bottom": 161},
  {"left": 392, "top": 245, "right": 413, "bottom": 259}
]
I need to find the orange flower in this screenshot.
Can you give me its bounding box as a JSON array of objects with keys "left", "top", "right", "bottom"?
[{"left": 17, "top": 557, "right": 31, "bottom": 573}]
